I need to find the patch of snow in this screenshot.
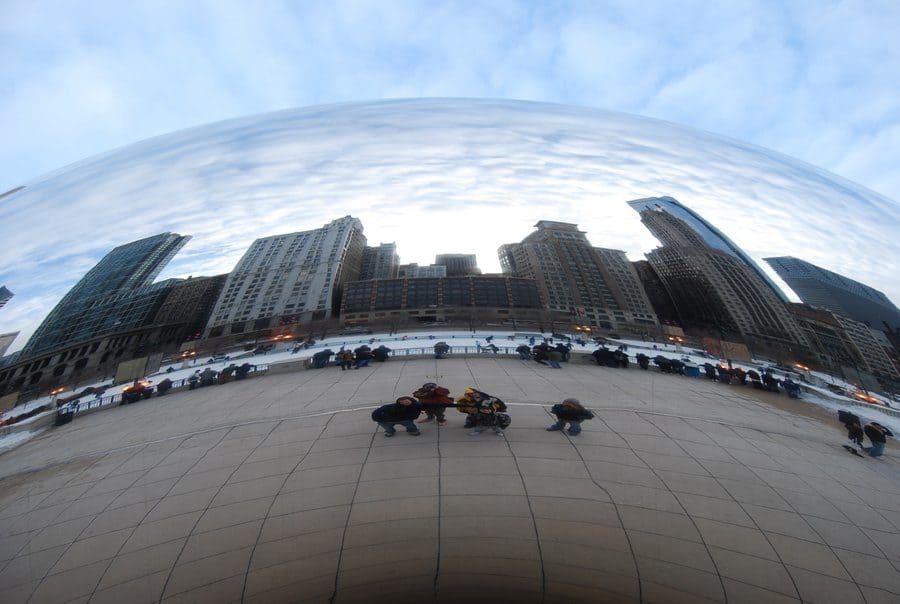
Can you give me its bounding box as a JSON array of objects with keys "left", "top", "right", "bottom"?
[{"left": 0, "top": 428, "right": 43, "bottom": 453}]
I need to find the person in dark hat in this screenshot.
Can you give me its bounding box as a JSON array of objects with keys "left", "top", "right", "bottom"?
[{"left": 371, "top": 397, "right": 423, "bottom": 437}]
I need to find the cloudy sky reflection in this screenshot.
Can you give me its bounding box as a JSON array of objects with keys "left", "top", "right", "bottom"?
[{"left": 0, "top": 99, "right": 897, "bottom": 351}]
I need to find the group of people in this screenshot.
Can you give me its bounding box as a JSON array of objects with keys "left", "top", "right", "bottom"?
[
  {"left": 185, "top": 363, "right": 256, "bottom": 388},
  {"left": 839, "top": 410, "right": 894, "bottom": 458},
  {"left": 312, "top": 345, "right": 393, "bottom": 370},
  {"left": 515, "top": 342, "right": 572, "bottom": 368},
  {"left": 371, "top": 384, "right": 594, "bottom": 437}
]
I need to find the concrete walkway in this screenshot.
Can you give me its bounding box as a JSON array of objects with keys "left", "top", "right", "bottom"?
[{"left": 1, "top": 358, "right": 899, "bottom": 603}]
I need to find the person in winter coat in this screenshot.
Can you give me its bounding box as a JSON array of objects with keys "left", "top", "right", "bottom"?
[
  {"left": 373, "top": 345, "right": 392, "bottom": 362},
  {"left": 312, "top": 349, "right": 333, "bottom": 369},
  {"left": 455, "top": 388, "right": 509, "bottom": 436},
  {"left": 839, "top": 410, "right": 863, "bottom": 443},
  {"left": 219, "top": 364, "right": 236, "bottom": 384},
  {"left": 635, "top": 353, "right": 651, "bottom": 370},
  {"left": 533, "top": 343, "right": 550, "bottom": 365},
  {"left": 413, "top": 382, "right": 455, "bottom": 425},
  {"left": 433, "top": 342, "right": 450, "bottom": 359},
  {"left": 354, "top": 347, "right": 373, "bottom": 368},
  {"left": 547, "top": 398, "right": 594, "bottom": 435},
  {"left": 156, "top": 378, "right": 174, "bottom": 395},
  {"left": 548, "top": 348, "right": 563, "bottom": 369},
  {"left": 862, "top": 421, "right": 894, "bottom": 458},
  {"left": 339, "top": 350, "right": 354, "bottom": 371},
  {"left": 516, "top": 344, "right": 531, "bottom": 360},
  {"left": 235, "top": 363, "right": 255, "bottom": 380},
  {"left": 199, "top": 368, "right": 218, "bottom": 386},
  {"left": 371, "top": 396, "right": 423, "bottom": 437}
]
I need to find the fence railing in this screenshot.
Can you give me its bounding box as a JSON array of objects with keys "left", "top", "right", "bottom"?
[
  {"left": 66, "top": 365, "right": 270, "bottom": 417},
  {"left": 50, "top": 351, "right": 900, "bottom": 423}
]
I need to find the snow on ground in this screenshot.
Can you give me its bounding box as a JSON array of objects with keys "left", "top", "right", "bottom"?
[
  {"left": 2, "top": 329, "right": 895, "bottom": 427},
  {"left": 0, "top": 430, "right": 41, "bottom": 454}
]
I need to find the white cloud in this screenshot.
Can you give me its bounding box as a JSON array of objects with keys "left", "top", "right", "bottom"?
[
  {"left": 2, "top": 1, "right": 899, "bottom": 204},
  {"left": 0, "top": 99, "right": 897, "bottom": 352}
]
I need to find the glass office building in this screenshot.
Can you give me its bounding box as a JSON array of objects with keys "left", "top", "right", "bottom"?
[
  {"left": 766, "top": 256, "right": 900, "bottom": 333},
  {"left": 21, "top": 232, "right": 190, "bottom": 357}
]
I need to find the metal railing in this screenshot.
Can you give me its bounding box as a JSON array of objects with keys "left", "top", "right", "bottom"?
[{"left": 66, "top": 365, "right": 269, "bottom": 417}]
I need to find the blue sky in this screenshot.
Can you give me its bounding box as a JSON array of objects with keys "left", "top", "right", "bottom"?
[
  {"left": 1, "top": 1, "right": 899, "bottom": 352},
  {"left": 2, "top": 1, "right": 899, "bottom": 201}
]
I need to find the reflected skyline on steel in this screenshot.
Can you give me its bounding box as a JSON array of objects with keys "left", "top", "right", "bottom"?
[{"left": 0, "top": 99, "right": 898, "bottom": 352}]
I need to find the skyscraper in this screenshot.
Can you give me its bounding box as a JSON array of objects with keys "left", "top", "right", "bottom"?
[
  {"left": 499, "top": 221, "right": 658, "bottom": 330},
  {"left": 0, "top": 286, "right": 13, "bottom": 309},
  {"left": 628, "top": 196, "right": 787, "bottom": 302},
  {"left": 22, "top": 232, "right": 190, "bottom": 357},
  {"left": 152, "top": 274, "right": 229, "bottom": 343},
  {"left": 632, "top": 260, "right": 681, "bottom": 325},
  {"left": 341, "top": 275, "right": 542, "bottom": 325},
  {"left": 359, "top": 243, "right": 399, "bottom": 280},
  {"left": 765, "top": 256, "right": 900, "bottom": 334},
  {"left": 205, "top": 216, "right": 366, "bottom": 337},
  {"left": 434, "top": 254, "right": 481, "bottom": 276},
  {"left": 646, "top": 246, "right": 807, "bottom": 346},
  {"left": 631, "top": 201, "right": 807, "bottom": 347}
]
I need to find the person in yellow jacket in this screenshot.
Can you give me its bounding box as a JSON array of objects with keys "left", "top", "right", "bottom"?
[{"left": 455, "top": 388, "right": 510, "bottom": 436}]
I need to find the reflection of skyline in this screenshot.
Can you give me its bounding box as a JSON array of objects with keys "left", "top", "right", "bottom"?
[
  {"left": 0, "top": 99, "right": 898, "bottom": 352},
  {"left": 627, "top": 196, "right": 788, "bottom": 303}
]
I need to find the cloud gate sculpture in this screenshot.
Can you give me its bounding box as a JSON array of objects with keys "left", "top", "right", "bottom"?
[
  {"left": 1, "top": 100, "right": 900, "bottom": 604},
  {"left": 0, "top": 98, "right": 898, "bottom": 348}
]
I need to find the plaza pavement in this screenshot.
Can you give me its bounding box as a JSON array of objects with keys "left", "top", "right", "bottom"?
[{"left": 1, "top": 356, "right": 899, "bottom": 604}]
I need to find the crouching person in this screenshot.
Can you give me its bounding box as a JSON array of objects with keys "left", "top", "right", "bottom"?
[
  {"left": 372, "top": 396, "right": 423, "bottom": 437},
  {"left": 863, "top": 421, "right": 894, "bottom": 458},
  {"left": 547, "top": 398, "right": 594, "bottom": 435},
  {"left": 413, "top": 382, "right": 454, "bottom": 425},
  {"left": 455, "top": 388, "right": 510, "bottom": 436}
]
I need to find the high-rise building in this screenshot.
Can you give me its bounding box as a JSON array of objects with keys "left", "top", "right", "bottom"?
[
  {"left": 341, "top": 276, "right": 542, "bottom": 325},
  {"left": 646, "top": 246, "right": 807, "bottom": 346},
  {"left": 22, "top": 233, "right": 190, "bottom": 357},
  {"left": 632, "top": 261, "right": 681, "bottom": 326},
  {"left": 0, "top": 286, "right": 13, "bottom": 309},
  {"left": 359, "top": 243, "right": 399, "bottom": 280},
  {"left": 499, "top": 221, "right": 658, "bottom": 331},
  {"left": 789, "top": 304, "right": 899, "bottom": 379},
  {"left": 0, "top": 332, "right": 18, "bottom": 357},
  {"left": 397, "top": 264, "right": 447, "bottom": 278},
  {"left": 629, "top": 196, "right": 787, "bottom": 302},
  {"left": 153, "top": 274, "right": 228, "bottom": 343},
  {"left": 434, "top": 254, "right": 481, "bottom": 276},
  {"left": 765, "top": 256, "right": 900, "bottom": 334},
  {"left": 205, "top": 216, "right": 366, "bottom": 338}
]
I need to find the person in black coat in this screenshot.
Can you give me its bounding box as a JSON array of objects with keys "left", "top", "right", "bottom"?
[
  {"left": 371, "top": 397, "right": 423, "bottom": 437},
  {"left": 354, "top": 347, "right": 373, "bottom": 369},
  {"left": 372, "top": 345, "right": 392, "bottom": 362},
  {"left": 636, "top": 353, "right": 651, "bottom": 370},
  {"left": 516, "top": 344, "right": 531, "bottom": 360},
  {"left": 312, "top": 349, "right": 333, "bottom": 369},
  {"left": 433, "top": 341, "right": 450, "bottom": 359},
  {"left": 862, "top": 421, "right": 894, "bottom": 457},
  {"left": 838, "top": 410, "right": 867, "bottom": 457},
  {"left": 547, "top": 398, "right": 594, "bottom": 435}
]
